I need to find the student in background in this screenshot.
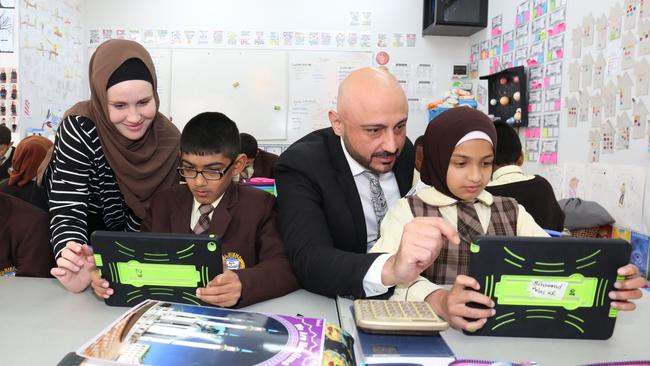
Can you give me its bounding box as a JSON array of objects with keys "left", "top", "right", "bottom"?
[
  {"left": 485, "top": 120, "right": 565, "bottom": 231},
  {"left": 412, "top": 135, "right": 424, "bottom": 187},
  {"left": 239, "top": 132, "right": 278, "bottom": 179},
  {"left": 371, "top": 108, "right": 644, "bottom": 331},
  {"left": 0, "top": 135, "right": 52, "bottom": 212},
  {"left": 48, "top": 39, "right": 180, "bottom": 292},
  {"left": 91, "top": 112, "right": 299, "bottom": 307},
  {"left": 0, "top": 124, "right": 14, "bottom": 180},
  {"left": 276, "top": 67, "right": 458, "bottom": 299},
  {"left": 0, "top": 192, "right": 54, "bottom": 277}
]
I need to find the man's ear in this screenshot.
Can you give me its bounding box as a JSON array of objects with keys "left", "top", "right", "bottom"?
[{"left": 329, "top": 110, "right": 343, "bottom": 136}]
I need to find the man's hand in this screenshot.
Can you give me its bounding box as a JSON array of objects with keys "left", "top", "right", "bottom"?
[{"left": 381, "top": 217, "right": 460, "bottom": 286}]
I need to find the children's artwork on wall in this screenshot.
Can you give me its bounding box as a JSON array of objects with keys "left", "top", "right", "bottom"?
[
  {"left": 525, "top": 138, "right": 540, "bottom": 161},
  {"left": 601, "top": 121, "right": 616, "bottom": 154},
  {"left": 595, "top": 15, "right": 609, "bottom": 49},
  {"left": 532, "top": 0, "right": 548, "bottom": 19},
  {"left": 501, "top": 52, "right": 514, "bottom": 69},
  {"left": 589, "top": 129, "right": 601, "bottom": 162},
  {"left": 571, "top": 27, "right": 582, "bottom": 59},
  {"left": 530, "top": 65, "right": 544, "bottom": 90},
  {"left": 539, "top": 138, "right": 559, "bottom": 164},
  {"left": 593, "top": 53, "right": 606, "bottom": 89},
  {"left": 609, "top": 4, "right": 624, "bottom": 41},
  {"left": 532, "top": 15, "right": 548, "bottom": 42},
  {"left": 630, "top": 232, "right": 649, "bottom": 279},
  {"left": 616, "top": 112, "right": 631, "bottom": 150},
  {"left": 641, "top": 0, "right": 650, "bottom": 18},
  {"left": 579, "top": 91, "right": 591, "bottom": 123},
  {"left": 581, "top": 54, "right": 593, "bottom": 88},
  {"left": 620, "top": 32, "right": 636, "bottom": 70},
  {"left": 490, "top": 35, "right": 502, "bottom": 57},
  {"left": 515, "top": 46, "right": 529, "bottom": 67},
  {"left": 585, "top": 164, "right": 615, "bottom": 215},
  {"left": 548, "top": 7, "right": 567, "bottom": 37},
  {"left": 611, "top": 165, "right": 647, "bottom": 233},
  {"left": 582, "top": 14, "right": 595, "bottom": 47},
  {"left": 529, "top": 89, "right": 544, "bottom": 114},
  {"left": 603, "top": 82, "right": 618, "bottom": 118},
  {"left": 592, "top": 92, "right": 603, "bottom": 127},
  {"left": 528, "top": 41, "right": 545, "bottom": 66},
  {"left": 566, "top": 95, "right": 578, "bottom": 127},
  {"left": 516, "top": 23, "right": 530, "bottom": 48},
  {"left": 543, "top": 113, "right": 560, "bottom": 137},
  {"left": 502, "top": 30, "right": 515, "bottom": 53},
  {"left": 516, "top": 1, "right": 531, "bottom": 27},
  {"left": 492, "top": 14, "right": 503, "bottom": 36},
  {"left": 539, "top": 164, "right": 565, "bottom": 199},
  {"left": 563, "top": 163, "right": 587, "bottom": 198},
  {"left": 528, "top": 114, "right": 542, "bottom": 128},
  {"left": 480, "top": 39, "right": 490, "bottom": 60},
  {"left": 638, "top": 19, "right": 650, "bottom": 55},
  {"left": 546, "top": 34, "right": 565, "bottom": 62},
  {"left": 544, "top": 61, "right": 563, "bottom": 88},
  {"left": 632, "top": 98, "right": 648, "bottom": 138},
  {"left": 624, "top": 0, "right": 639, "bottom": 30},
  {"left": 489, "top": 56, "right": 500, "bottom": 74},
  {"left": 568, "top": 61, "right": 580, "bottom": 92},
  {"left": 617, "top": 72, "right": 634, "bottom": 110}
]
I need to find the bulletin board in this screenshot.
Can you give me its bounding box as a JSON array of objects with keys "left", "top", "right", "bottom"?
[{"left": 169, "top": 49, "right": 288, "bottom": 140}]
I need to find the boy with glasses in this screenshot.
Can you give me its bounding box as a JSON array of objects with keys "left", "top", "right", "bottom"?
[{"left": 91, "top": 112, "right": 298, "bottom": 307}]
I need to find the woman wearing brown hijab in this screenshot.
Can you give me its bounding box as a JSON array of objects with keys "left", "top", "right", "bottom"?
[
  {"left": 0, "top": 135, "right": 52, "bottom": 211},
  {"left": 46, "top": 39, "right": 180, "bottom": 292}
]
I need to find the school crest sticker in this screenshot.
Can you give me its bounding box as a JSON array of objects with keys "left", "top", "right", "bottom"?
[{"left": 223, "top": 252, "right": 245, "bottom": 270}]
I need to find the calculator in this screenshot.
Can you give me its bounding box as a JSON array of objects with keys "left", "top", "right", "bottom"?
[{"left": 353, "top": 299, "right": 449, "bottom": 334}]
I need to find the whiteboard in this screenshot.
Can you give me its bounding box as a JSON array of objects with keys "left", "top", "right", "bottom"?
[
  {"left": 170, "top": 49, "right": 288, "bottom": 140},
  {"left": 288, "top": 51, "right": 372, "bottom": 141}
]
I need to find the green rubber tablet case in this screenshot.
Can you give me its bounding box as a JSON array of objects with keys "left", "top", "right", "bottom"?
[
  {"left": 90, "top": 231, "right": 222, "bottom": 307},
  {"left": 465, "top": 236, "right": 631, "bottom": 339}
]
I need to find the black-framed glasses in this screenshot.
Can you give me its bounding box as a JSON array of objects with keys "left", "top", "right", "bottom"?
[{"left": 177, "top": 159, "right": 235, "bottom": 181}]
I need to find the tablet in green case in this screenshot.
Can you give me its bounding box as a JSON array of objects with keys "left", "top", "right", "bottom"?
[
  {"left": 466, "top": 236, "right": 631, "bottom": 339},
  {"left": 90, "top": 231, "right": 222, "bottom": 307}
]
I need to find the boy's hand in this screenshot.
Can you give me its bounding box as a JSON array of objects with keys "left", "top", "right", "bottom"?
[
  {"left": 196, "top": 269, "right": 242, "bottom": 307},
  {"left": 382, "top": 217, "right": 460, "bottom": 286},
  {"left": 90, "top": 270, "right": 114, "bottom": 299},
  {"left": 426, "top": 275, "right": 495, "bottom": 332},
  {"left": 50, "top": 242, "right": 95, "bottom": 293},
  {"left": 609, "top": 264, "right": 645, "bottom": 311}
]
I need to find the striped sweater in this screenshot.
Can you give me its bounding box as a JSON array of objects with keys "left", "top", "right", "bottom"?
[{"left": 46, "top": 115, "right": 140, "bottom": 258}]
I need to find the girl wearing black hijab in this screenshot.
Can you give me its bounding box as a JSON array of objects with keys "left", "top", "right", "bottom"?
[{"left": 371, "top": 108, "right": 644, "bottom": 331}]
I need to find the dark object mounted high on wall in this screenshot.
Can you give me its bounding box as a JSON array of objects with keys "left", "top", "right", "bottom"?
[{"left": 423, "top": 0, "right": 488, "bottom": 36}]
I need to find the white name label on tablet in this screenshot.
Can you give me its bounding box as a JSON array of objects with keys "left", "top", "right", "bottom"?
[{"left": 528, "top": 280, "right": 568, "bottom": 299}]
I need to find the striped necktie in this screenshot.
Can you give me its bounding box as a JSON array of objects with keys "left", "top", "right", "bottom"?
[
  {"left": 193, "top": 204, "right": 214, "bottom": 235},
  {"left": 362, "top": 171, "right": 388, "bottom": 229}
]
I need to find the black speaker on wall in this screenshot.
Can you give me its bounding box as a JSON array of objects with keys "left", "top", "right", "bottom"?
[{"left": 423, "top": 0, "right": 488, "bottom": 36}]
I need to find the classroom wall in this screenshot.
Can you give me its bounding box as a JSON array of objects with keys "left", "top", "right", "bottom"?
[
  {"left": 82, "top": 0, "right": 470, "bottom": 145},
  {"left": 469, "top": 0, "right": 650, "bottom": 234}
]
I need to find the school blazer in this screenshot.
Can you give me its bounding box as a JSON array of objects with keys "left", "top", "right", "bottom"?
[
  {"left": 275, "top": 127, "right": 414, "bottom": 299},
  {"left": 141, "top": 183, "right": 299, "bottom": 307},
  {"left": 0, "top": 146, "right": 14, "bottom": 181},
  {"left": 252, "top": 149, "right": 279, "bottom": 179}
]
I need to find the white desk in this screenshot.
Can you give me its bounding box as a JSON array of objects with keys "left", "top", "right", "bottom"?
[
  {"left": 0, "top": 277, "right": 338, "bottom": 366},
  {"left": 441, "top": 292, "right": 650, "bottom": 365}
]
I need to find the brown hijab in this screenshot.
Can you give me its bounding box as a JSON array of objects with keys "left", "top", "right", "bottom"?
[
  {"left": 65, "top": 39, "right": 180, "bottom": 218},
  {"left": 420, "top": 108, "right": 497, "bottom": 200},
  {"left": 8, "top": 136, "right": 53, "bottom": 187}
]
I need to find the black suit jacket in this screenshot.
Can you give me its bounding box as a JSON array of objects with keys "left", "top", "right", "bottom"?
[
  {"left": 275, "top": 127, "right": 414, "bottom": 298},
  {"left": 0, "top": 146, "right": 14, "bottom": 181}
]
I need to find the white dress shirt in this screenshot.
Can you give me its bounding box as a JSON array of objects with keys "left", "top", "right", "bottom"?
[
  {"left": 189, "top": 194, "right": 225, "bottom": 231},
  {"left": 339, "top": 139, "right": 400, "bottom": 297}
]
